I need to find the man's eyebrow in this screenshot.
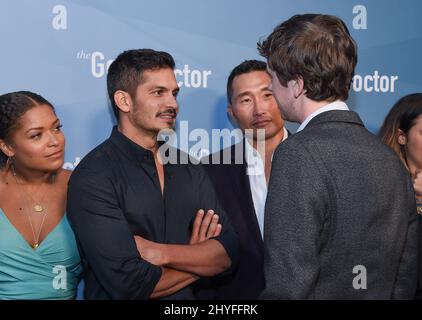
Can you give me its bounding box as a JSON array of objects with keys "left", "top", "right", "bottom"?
[
  {"left": 234, "top": 91, "right": 251, "bottom": 99},
  {"left": 150, "top": 86, "right": 168, "bottom": 90}
]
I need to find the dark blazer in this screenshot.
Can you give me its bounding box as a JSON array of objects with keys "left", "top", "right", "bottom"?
[
  {"left": 197, "top": 141, "right": 265, "bottom": 299},
  {"left": 261, "top": 110, "right": 419, "bottom": 299}
]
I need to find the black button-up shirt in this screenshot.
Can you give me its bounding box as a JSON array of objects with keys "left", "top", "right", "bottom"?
[{"left": 67, "top": 127, "right": 238, "bottom": 300}]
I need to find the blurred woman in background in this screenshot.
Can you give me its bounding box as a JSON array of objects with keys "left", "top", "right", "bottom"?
[{"left": 379, "top": 93, "right": 422, "bottom": 214}]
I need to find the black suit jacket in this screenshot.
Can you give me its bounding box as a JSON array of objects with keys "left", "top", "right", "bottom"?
[{"left": 197, "top": 141, "right": 265, "bottom": 299}]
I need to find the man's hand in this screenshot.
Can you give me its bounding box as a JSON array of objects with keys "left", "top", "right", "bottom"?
[
  {"left": 134, "top": 236, "right": 167, "bottom": 266},
  {"left": 190, "top": 209, "right": 222, "bottom": 244},
  {"left": 134, "top": 208, "right": 222, "bottom": 268}
]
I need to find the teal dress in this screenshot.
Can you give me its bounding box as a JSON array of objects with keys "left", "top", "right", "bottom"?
[{"left": 0, "top": 209, "right": 82, "bottom": 299}]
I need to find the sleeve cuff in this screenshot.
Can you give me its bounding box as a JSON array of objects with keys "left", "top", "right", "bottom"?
[{"left": 212, "top": 229, "right": 239, "bottom": 274}]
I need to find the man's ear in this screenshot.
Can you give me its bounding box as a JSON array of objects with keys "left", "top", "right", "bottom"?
[
  {"left": 227, "top": 104, "right": 234, "bottom": 119},
  {"left": 113, "top": 90, "right": 132, "bottom": 114},
  {"left": 227, "top": 104, "right": 238, "bottom": 126},
  {"left": 291, "top": 76, "right": 305, "bottom": 98},
  {"left": 397, "top": 129, "right": 407, "bottom": 146},
  {"left": 227, "top": 104, "right": 238, "bottom": 121},
  {"left": 0, "top": 139, "right": 15, "bottom": 158}
]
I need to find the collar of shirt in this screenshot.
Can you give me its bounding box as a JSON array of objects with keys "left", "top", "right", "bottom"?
[
  {"left": 296, "top": 101, "right": 349, "bottom": 133},
  {"left": 244, "top": 127, "right": 288, "bottom": 238},
  {"left": 244, "top": 127, "right": 289, "bottom": 175},
  {"left": 109, "top": 126, "right": 156, "bottom": 165}
]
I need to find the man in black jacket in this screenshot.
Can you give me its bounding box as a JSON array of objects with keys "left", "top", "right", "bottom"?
[{"left": 198, "top": 60, "right": 288, "bottom": 299}]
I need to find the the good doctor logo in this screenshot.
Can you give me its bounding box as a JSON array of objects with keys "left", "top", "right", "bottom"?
[{"left": 76, "top": 50, "right": 212, "bottom": 88}]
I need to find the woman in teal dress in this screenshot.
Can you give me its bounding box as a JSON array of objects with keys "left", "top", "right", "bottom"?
[{"left": 0, "top": 91, "right": 82, "bottom": 299}]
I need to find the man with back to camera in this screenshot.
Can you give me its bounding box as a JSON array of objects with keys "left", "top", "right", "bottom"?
[
  {"left": 67, "top": 49, "right": 238, "bottom": 299},
  {"left": 258, "top": 14, "right": 418, "bottom": 299}
]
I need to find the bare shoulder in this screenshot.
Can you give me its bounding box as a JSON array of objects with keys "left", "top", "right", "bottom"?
[{"left": 55, "top": 168, "right": 73, "bottom": 186}]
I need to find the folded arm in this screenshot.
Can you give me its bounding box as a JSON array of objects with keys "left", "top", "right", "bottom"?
[
  {"left": 135, "top": 209, "right": 231, "bottom": 278},
  {"left": 150, "top": 267, "right": 199, "bottom": 299}
]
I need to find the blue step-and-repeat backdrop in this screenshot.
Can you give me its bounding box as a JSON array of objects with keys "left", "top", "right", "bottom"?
[{"left": 1, "top": 0, "right": 421, "bottom": 166}]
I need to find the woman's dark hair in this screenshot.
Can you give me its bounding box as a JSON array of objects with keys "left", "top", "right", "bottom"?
[
  {"left": 379, "top": 93, "right": 422, "bottom": 170},
  {"left": 0, "top": 91, "right": 55, "bottom": 167}
]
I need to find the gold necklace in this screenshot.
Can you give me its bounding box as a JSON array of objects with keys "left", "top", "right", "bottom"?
[
  {"left": 25, "top": 202, "right": 48, "bottom": 249},
  {"left": 11, "top": 167, "right": 50, "bottom": 214},
  {"left": 12, "top": 171, "right": 52, "bottom": 249},
  {"left": 24, "top": 182, "right": 49, "bottom": 213}
]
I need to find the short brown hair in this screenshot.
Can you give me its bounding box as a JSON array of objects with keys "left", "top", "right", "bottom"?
[{"left": 258, "top": 14, "right": 357, "bottom": 102}]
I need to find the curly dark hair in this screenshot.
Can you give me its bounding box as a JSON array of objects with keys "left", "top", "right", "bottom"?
[
  {"left": 258, "top": 14, "right": 357, "bottom": 102},
  {"left": 0, "top": 91, "right": 55, "bottom": 167}
]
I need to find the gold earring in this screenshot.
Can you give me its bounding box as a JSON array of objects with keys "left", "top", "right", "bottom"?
[
  {"left": 398, "top": 136, "right": 406, "bottom": 145},
  {"left": 6, "top": 156, "right": 12, "bottom": 168},
  {"left": 6, "top": 157, "right": 16, "bottom": 175}
]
